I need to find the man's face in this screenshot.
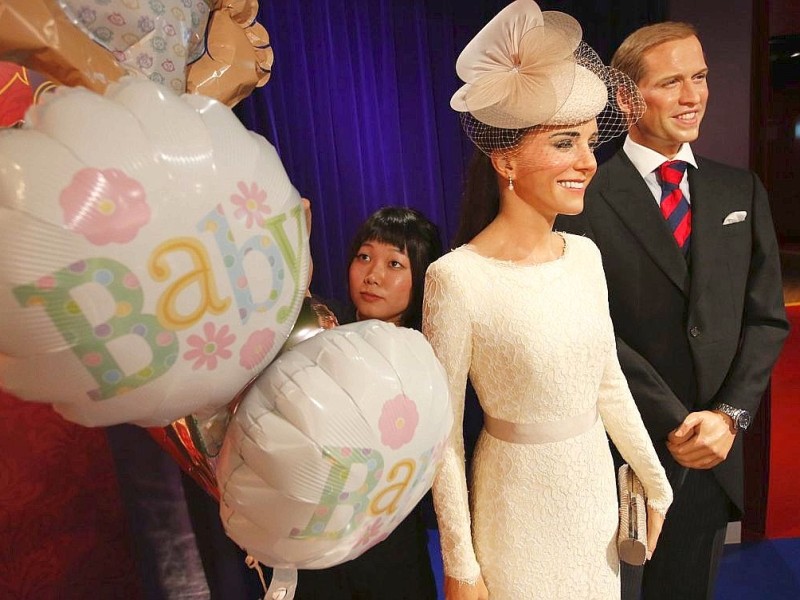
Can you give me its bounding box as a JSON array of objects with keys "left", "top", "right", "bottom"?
[{"left": 630, "top": 36, "right": 709, "bottom": 158}]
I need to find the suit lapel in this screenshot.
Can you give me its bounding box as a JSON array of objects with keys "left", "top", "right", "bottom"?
[
  {"left": 687, "top": 161, "right": 727, "bottom": 307},
  {"left": 599, "top": 153, "right": 690, "bottom": 296}
]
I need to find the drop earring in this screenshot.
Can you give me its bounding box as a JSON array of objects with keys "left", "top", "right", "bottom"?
[{"left": 508, "top": 176, "right": 514, "bottom": 191}]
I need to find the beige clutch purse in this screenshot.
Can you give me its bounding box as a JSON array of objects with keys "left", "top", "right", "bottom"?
[{"left": 617, "top": 464, "right": 648, "bottom": 566}]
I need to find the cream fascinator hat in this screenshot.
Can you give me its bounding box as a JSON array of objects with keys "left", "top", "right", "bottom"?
[{"left": 452, "top": 0, "right": 644, "bottom": 154}]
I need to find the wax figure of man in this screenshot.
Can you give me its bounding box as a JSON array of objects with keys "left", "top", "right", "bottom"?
[{"left": 556, "top": 21, "right": 789, "bottom": 600}]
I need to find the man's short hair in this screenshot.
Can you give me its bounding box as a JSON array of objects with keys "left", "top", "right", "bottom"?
[{"left": 611, "top": 22, "right": 699, "bottom": 84}]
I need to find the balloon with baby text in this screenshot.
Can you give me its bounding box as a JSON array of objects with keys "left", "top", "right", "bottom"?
[
  {"left": 217, "top": 320, "right": 452, "bottom": 597},
  {"left": 0, "top": 77, "right": 309, "bottom": 427},
  {"left": 146, "top": 296, "right": 340, "bottom": 499}
]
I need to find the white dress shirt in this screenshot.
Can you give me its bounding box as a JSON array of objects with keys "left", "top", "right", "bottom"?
[{"left": 622, "top": 136, "right": 698, "bottom": 207}]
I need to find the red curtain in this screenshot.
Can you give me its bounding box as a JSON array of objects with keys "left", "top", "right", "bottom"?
[
  {"left": 0, "top": 392, "right": 142, "bottom": 599},
  {"left": 765, "top": 304, "right": 800, "bottom": 539}
]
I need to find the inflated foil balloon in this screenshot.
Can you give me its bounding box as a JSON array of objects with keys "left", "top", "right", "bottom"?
[
  {"left": 0, "top": 0, "right": 273, "bottom": 105},
  {"left": 148, "top": 417, "right": 221, "bottom": 501},
  {"left": 216, "top": 320, "right": 452, "bottom": 598},
  {"left": 147, "top": 296, "right": 339, "bottom": 499},
  {"left": 57, "top": 0, "right": 212, "bottom": 93},
  {"left": 186, "top": 0, "right": 275, "bottom": 106},
  {"left": 0, "top": 77, "right": 309, "bottom": 427},
  {"left": 0, "top": 63, "right": 33, "bottom": 126}
]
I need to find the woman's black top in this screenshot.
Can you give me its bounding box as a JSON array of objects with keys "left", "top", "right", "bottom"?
[{"left": 294, "top": 300, "right": 437, "bottom": 600}]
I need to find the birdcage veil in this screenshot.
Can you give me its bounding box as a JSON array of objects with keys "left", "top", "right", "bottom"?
[{"left": 451, "top": 0, "right": 645, "bottom": 157}]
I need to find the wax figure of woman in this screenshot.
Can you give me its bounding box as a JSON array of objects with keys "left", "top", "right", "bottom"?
[
  {"left": 422, "top": 2, "right": 673, "bottom": 599},
  {"left": 295, "top": 206, "right": 442, "bottom": 599}
]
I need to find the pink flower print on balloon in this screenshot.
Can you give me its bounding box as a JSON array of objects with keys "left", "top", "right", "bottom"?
[
  {"left": 108, "top": 12, "right": 126, "bottom": 26},
  {"left": 231, "top": 181, "right": 271, "bottom": 228},
  {"left": 239, "top": 328, "right": 276, "bottom": 370},
  {"left": 355, "top": 518, "right": 389, "bottom": 549},
  {"left": 183, "top": 322, "right": 236, "bottom": 370},
  {"left": 378, "top": 394, "right": 419, "bottom": 450},
  {"left": 59, "top": 168, "right": 151, "bottom": 245}
]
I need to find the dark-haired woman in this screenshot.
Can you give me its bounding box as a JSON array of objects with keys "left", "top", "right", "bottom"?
[{"left": 295, "top": 206, "right": 441, "bottom": 599}]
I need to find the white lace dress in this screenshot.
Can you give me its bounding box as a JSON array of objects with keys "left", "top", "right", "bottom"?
[{"left": 422, "top": 234, "right": 672, "bottom": 599}]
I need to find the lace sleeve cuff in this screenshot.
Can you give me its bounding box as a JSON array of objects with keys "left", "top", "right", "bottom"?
[
  {"left": 646, "top": 495, "right": 672, "bottom": 517},
  {"left": 444, "top": 561, "right": 482, "bottom": 586}
]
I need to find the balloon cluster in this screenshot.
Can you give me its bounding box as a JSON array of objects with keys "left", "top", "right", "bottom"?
[
  {"left": 0, "top": 0, "right": 272, "bottom": 106},
  {"left": 0, "top": 4, "right": 452, "bottom": 597}
]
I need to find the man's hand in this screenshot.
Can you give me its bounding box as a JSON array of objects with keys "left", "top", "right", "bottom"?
[{"left": 666, "top": 410, "right": 736, "bottom": 469}]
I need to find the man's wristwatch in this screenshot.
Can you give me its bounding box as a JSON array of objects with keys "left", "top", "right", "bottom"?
[{"left": 714, "top": 403, "right": 752, "bottom": 432}]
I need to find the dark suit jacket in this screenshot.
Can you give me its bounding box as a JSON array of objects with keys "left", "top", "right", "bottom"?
[{"left": 556, "top": 149, "right": 789, "bottom": 514}]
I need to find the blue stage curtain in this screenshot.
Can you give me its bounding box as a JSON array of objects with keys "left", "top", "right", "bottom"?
[{"left": 236, "top": 0, "right": 666, "bottom": 305}]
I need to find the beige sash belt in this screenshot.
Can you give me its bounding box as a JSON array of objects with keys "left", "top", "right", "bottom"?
[{"left": 484, "top": 406, "right": 599, "bottom": 445}]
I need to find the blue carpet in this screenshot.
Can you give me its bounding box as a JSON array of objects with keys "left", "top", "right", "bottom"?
[
  {"left": 715, "top": 538, "right": 800, "bottom": 599},
  {"left": 427, "top": 530, "right": 800, "bottom": 599}
]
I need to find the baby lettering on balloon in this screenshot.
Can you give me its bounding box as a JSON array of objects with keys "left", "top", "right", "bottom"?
[
  {"left": 290, "top": 442, "right": 441, "bottom": 543},
  {"left": 12, "top": 188, "right": 305, "bottom": 401},
  {"left": 289, "top": 424, "right": 445, "bottom": 546}
]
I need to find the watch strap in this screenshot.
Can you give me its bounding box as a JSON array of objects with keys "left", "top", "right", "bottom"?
[{"left": 713, "top": 403, "right": 750, "bottom": 431}]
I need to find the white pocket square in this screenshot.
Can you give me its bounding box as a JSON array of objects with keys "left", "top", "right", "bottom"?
[{"left": 723, "top": 211, "right": 747, "bottom": 225}]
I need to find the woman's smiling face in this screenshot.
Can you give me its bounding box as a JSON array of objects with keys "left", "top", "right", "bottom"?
[{"left": 508, "top": 119, "right": 599, "bottom": 218}]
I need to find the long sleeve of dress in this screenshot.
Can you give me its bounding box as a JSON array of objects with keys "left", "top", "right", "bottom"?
[
  {"left": 422, "top": 259, "right": 481, "bottom": 584},
  {"left": 588, "top": 246, "right": 673, "bottom": 515}
]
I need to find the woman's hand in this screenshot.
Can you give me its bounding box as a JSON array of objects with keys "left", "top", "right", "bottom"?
[
  {"left": 444, "top": 574, "right": 489, "bottom": 600},
  {"left": 646, "top": 507, "right": 666, "bottom": 560},
  {"left": 301, "top": 198, "right": 313, "bottom": 296}
]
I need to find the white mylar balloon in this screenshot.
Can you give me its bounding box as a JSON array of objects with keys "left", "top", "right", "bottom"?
[
  {"left": 217, "top": 320, "right": 452, "bottom": 578},
  {"left": 0, "top": 78, "right": 309, "bottom": 426}
]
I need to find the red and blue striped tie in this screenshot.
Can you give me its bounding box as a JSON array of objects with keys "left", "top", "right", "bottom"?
[{"left": 657, "top": 160, "right": 691, "bottom": 256}]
